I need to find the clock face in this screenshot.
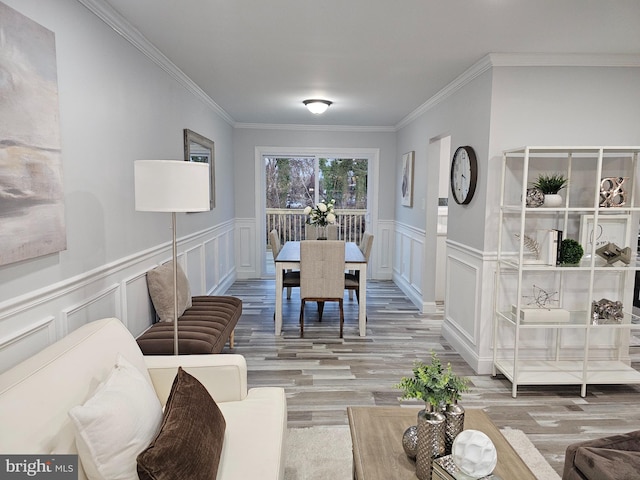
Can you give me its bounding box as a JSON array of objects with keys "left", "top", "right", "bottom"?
[{"left": 450, "top": 146, "right": 478, "bottom": 205}]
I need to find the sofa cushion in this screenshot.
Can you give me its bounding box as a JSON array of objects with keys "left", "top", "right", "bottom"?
[
  {"left": 146, "top": 262, "right": 192, "bottom": 322},
  {"left": 68, "top": 355, "right": 163, "bottom": 480},
  {"left": 574, "top": 446, "right": 640, "bottom": 480},
  {"left": 216, "top": 387, "right": 287, "bottom": 480},
  {"left": 137, "top": 367, "right": 226, "bottom": 480}
]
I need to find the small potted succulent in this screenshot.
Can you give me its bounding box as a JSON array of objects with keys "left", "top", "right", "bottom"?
[{"left": 532, "top": 173, "right": 568, "bottom": 207}]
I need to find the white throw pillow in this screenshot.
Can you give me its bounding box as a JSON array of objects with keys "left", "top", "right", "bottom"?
[{"left": 68, "top": 354, "right": 163, "bottom": 480}]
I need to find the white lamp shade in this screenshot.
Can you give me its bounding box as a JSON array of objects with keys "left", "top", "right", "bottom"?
[{"left": 135, "top": 160, "right": 210, "bottom": 212}]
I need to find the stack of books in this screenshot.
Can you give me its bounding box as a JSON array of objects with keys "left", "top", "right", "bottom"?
[{"left": 522, "top": 229, "right": 562, "bottom": 266}]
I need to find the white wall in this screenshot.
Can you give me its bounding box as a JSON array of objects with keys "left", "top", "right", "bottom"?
[{"left": 0, "top": 0, "right": 236, "bottom": 373}]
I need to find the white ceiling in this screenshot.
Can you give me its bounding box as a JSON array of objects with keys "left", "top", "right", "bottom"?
[{"left": 101, "top": 0, "right": 640, "bottom": 128}]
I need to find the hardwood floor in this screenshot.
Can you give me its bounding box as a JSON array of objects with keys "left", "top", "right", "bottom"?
[{"left": 225, "top": 279, "right": 640, "bottom": 476}]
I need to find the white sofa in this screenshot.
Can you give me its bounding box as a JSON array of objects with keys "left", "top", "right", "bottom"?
[{"left": 0, "top": 317, "right": 287, "bottom": 480}]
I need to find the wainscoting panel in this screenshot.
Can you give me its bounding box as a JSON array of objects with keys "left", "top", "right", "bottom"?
[
  {"left": 442, "top": 240, "right": 496, "bottom": 374},
  {"left": 123, "top": 271, "right": 154, "bottom": 338},
  {"left": 0, "top": 221, "right": 236, "bottom": 375},
  {"left": 445, "top": 256, "right": 479, "bottom": 343},
  {"left": 0, "top": 316, "right": 55, "bottom": 377},
  {"left": 186, "top": 244, "right": 205, "bottom": 296},
  {"left": 235, "top": 220, "right": 256, "bottom": 278},
  {"left": 375, "top": 220, "right": 394, "bottom": 280},
  {"left": 204, "top": 237, "right": 218, "bottom": 293},
  {"left": 61, "top": 284, "right": 120, "bottom": 336},
  {"left": 393, "top": 222, "right": 426, "bottom": 311}
]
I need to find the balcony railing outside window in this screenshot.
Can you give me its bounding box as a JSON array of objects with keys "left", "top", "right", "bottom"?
[{"left": 266, "top": 208, "right": 366, "bottom": 248}]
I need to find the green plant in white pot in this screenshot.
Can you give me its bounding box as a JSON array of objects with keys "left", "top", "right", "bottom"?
[{"left": 532, "top": 173, "right": 567, "bottom": 207}]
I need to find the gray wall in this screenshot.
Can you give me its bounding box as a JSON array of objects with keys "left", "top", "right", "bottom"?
[
  {"left": 395, "top": 69, "right": 493, "bottom": 303},
  {"left": 0, "top": 0, "right": 234, "bottom": 303},
  {"left": 486, "top": 66, "right": 640, "bottom": 251}
]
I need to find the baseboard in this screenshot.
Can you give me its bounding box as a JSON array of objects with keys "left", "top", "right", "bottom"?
[{"left": 441, "top": 320, "right": 493, "bottom": 375}]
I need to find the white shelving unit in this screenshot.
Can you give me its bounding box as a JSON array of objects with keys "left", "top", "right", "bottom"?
[{"left": 493, "top": 146, "right": 640, "bottom": 397}]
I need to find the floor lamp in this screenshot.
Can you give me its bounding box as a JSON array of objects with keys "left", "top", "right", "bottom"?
[{"left": 134, "top": 160, "right": 210, "bottom": 355}]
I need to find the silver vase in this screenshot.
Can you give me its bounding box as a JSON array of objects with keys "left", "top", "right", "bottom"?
[
  {"left": 415, "top": 404, "right": 446, "bottom": 480},
  {"left": 444, "top": 400, "right": 465, "bottom": 455}
]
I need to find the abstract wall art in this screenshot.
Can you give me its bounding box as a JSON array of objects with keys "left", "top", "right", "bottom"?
[
  {"left": 401, "top": 151, "right": 414, "bottom": 207},
  {"left": 0, "top": 2, "right": 66, "bottom": 266}
]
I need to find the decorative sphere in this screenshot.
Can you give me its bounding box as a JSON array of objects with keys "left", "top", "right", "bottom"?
[
  {"left": 526, "top": 188, "right": 545, "bottom": 208},
  {"left": 451, "top": 429, "right": 497, "bottom": 478},
  {"left": 402, "top": 425, "right": 418, "bottom": 459}
]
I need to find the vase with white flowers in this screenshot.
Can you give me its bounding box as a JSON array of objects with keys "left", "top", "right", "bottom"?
[{"left": 303, "top": 199, "right": 337, "bottom": 239}]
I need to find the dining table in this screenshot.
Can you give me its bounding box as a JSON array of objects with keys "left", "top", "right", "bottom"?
[{"left": 274, "top": 241, "right": 368, "bottom": 336}]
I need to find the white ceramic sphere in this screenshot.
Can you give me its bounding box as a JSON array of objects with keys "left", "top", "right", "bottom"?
[{"left": 451, "top": 429, "right": 497, "bottom": 478}]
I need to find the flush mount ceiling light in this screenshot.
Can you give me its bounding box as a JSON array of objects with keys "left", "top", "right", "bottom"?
[{"left": 303, "top": 99, "right": 332, "bottom": 114}]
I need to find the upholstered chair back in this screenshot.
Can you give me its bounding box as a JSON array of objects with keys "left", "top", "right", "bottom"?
[
  {"left": 269, "top": 229, "right": 281, "bottom": 258},
  {"left": 299, "top": 240, "right": 345, "bottom": 300},
  {"left": 304, "top": 224, "right": 339, "bottom": 240},
  {"left": 360, "top": 231, "right": 374, "bottom": 261}
]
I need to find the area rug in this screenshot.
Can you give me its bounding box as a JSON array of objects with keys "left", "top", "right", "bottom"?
[
  {"left": 500, "top": 427, "right": 561, "bottom": 480},
  {"left": 285, "top": 425, "right": 561, "bottom": 480}
]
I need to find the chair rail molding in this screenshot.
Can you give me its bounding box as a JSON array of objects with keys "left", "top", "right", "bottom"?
[{"left": 0, "top": 221, "right": 235, "bottom": 375}]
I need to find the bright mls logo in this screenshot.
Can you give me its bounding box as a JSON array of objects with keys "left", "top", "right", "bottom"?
[{"left": 1, "top": 455, "right": 77, "bottom": 479}]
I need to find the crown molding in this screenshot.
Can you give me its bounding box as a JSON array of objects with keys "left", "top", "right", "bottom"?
[
  {"left": 396, "top": 52, "right": 640, "bottom": 130},
  {"left": 234, "top": 122, "right": 395, "bottom": 132},
  {"left": 488, "top": 52, "right": 640, "bottom": 67},
  {"left": 77, "top": 0, "right": 235, "bottom": 126},
  {"left": 395, "top": 55, "right": 494, "bottom": 130}
]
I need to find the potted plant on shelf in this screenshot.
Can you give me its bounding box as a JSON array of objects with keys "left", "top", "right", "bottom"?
[{"left": 532, "top": 173, "right": 567, "bottom": 207}]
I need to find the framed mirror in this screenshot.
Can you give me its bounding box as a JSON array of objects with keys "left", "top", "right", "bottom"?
[{"left": 183, "top": 128, "right": 215, "bottom": 209}]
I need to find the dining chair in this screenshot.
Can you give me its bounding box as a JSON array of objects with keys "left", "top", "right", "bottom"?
[
  {"left": 345, "top": 231, "right": 374, "bottom": 308},
  {"left": 299, "top": 240, "right": 346, "bottom": 338},
  {"left": 269, "top": 229, "right": 300, "bottom": 300},
  {"left": 304, "top": 224, "right": 339, "bottom": 240}
]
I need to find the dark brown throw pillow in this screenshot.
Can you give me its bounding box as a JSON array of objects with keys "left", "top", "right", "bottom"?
[{"left": 137, "top": 367, "right": 226, "bottom": 480}]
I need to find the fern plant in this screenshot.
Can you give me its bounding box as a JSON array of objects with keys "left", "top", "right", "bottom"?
[{"left": 395, "top": 351, "right": 469, "bottom": 407}]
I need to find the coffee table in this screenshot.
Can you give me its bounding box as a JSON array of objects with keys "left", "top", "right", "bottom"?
[{"left": 347, "top": 406, "right": 536, "bottom": 480}]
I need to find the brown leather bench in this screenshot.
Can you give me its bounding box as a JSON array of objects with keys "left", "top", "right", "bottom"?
[
  {"left": 136, "top": 296, "right": 242, "bottom": 355},
  {"left": 136, "top": 262, "right": 242, "bottom": 355}
]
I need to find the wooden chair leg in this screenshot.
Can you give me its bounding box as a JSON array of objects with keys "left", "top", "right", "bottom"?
[
  {"left": 339, "top": 299, "right": 344, "bottom": 338},
  {"left": 230, "top": 329, "right": 235, "bottom": 348},
  {"left": 299, "top": 300, "right": 305, "bottom": 338}
]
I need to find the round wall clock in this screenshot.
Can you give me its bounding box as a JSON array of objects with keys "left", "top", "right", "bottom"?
[{"left": 450, "top": 145, "right": 478, "bottom": 205}]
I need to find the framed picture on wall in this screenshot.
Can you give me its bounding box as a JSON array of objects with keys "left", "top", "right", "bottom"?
[
  {"left": 401, "top": 151, "right": 414, "bottom": 207},
  {"left": 184, "top": 129, "right": 215, "bottom": 209}
]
